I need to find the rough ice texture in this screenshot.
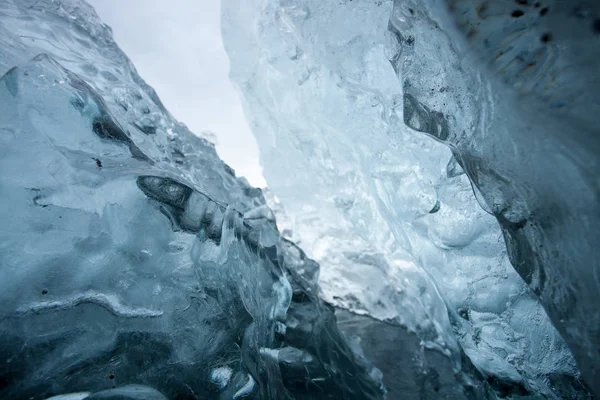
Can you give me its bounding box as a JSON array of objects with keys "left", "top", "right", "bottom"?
[
  {"left": 222, "top": 0, "right": 598, "bottom": 397},
  {"left": 0, "top": 1, "right": 390, "bottom": 399}
]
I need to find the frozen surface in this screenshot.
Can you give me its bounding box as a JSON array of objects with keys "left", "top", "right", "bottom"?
[
  {"left": 1, "top": 0, "right": 597, "bottom": 398},
  {"left": 0, "top": 1, "right": 390, "bottom": 399},
  {"left": 222, "top": 0, "right": 598, "bottom": 397}
]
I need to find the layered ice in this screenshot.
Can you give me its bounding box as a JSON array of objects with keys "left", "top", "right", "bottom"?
[{"left": 223, "top": 0, "right": 598, "bottom": 397}]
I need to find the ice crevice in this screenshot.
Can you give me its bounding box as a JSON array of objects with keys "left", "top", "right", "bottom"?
[
  {"left": 0, "top": 0, "right": 598, "bottom": 399},
  {"left": 222, "top": 0, "right": 600, "bottom": 398}
]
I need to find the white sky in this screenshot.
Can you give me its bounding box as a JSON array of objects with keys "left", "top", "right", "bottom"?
[{"left": 87, "top": 0, "right": 266, "bottom": 187}]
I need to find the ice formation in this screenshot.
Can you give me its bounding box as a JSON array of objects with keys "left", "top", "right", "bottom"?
[
  {"left": 0, "top": 0, "right": 598, "bottom": 399},
  {"left": 222, "top": 0, "right": 599, "bottom": 398},
  {"left": 0, "top": 1, "right": 386, "bottom": 399}
]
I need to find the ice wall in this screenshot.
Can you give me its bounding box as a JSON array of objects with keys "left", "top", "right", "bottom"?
[
  {"left": 0, "top": 1, "right": 386, "bottom": 399},
  {"left": 222, "top": 0, "right": 598, "bottom": 397}
]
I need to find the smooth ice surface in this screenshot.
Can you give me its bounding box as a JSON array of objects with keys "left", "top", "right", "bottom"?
[
  {"left": 0, "top": 1, "right": 388, "bottom": 399},
  {"left": 223, "top": 0, "right": 598, "bottom": 397}
]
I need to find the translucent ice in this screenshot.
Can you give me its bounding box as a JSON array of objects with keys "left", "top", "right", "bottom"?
[
  {"left": 2, "top": 0, "right": 597, "bottom": 398},
  {"left": 223, "top": 0, "right": 598, "bottom": 397},
  {"left": 0, "top": 1, "right": 385, "bottom": 399}
]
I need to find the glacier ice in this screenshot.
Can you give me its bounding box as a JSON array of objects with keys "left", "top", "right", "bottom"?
[
  {"left": 0, "top": 1, "right": 392, "bottom": 399},
  {"left": 1, "top": 0, "right": 598, "bottom": 399},
  {"left": 222, "top": 0, "right": 599, "bottom": 398}
]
